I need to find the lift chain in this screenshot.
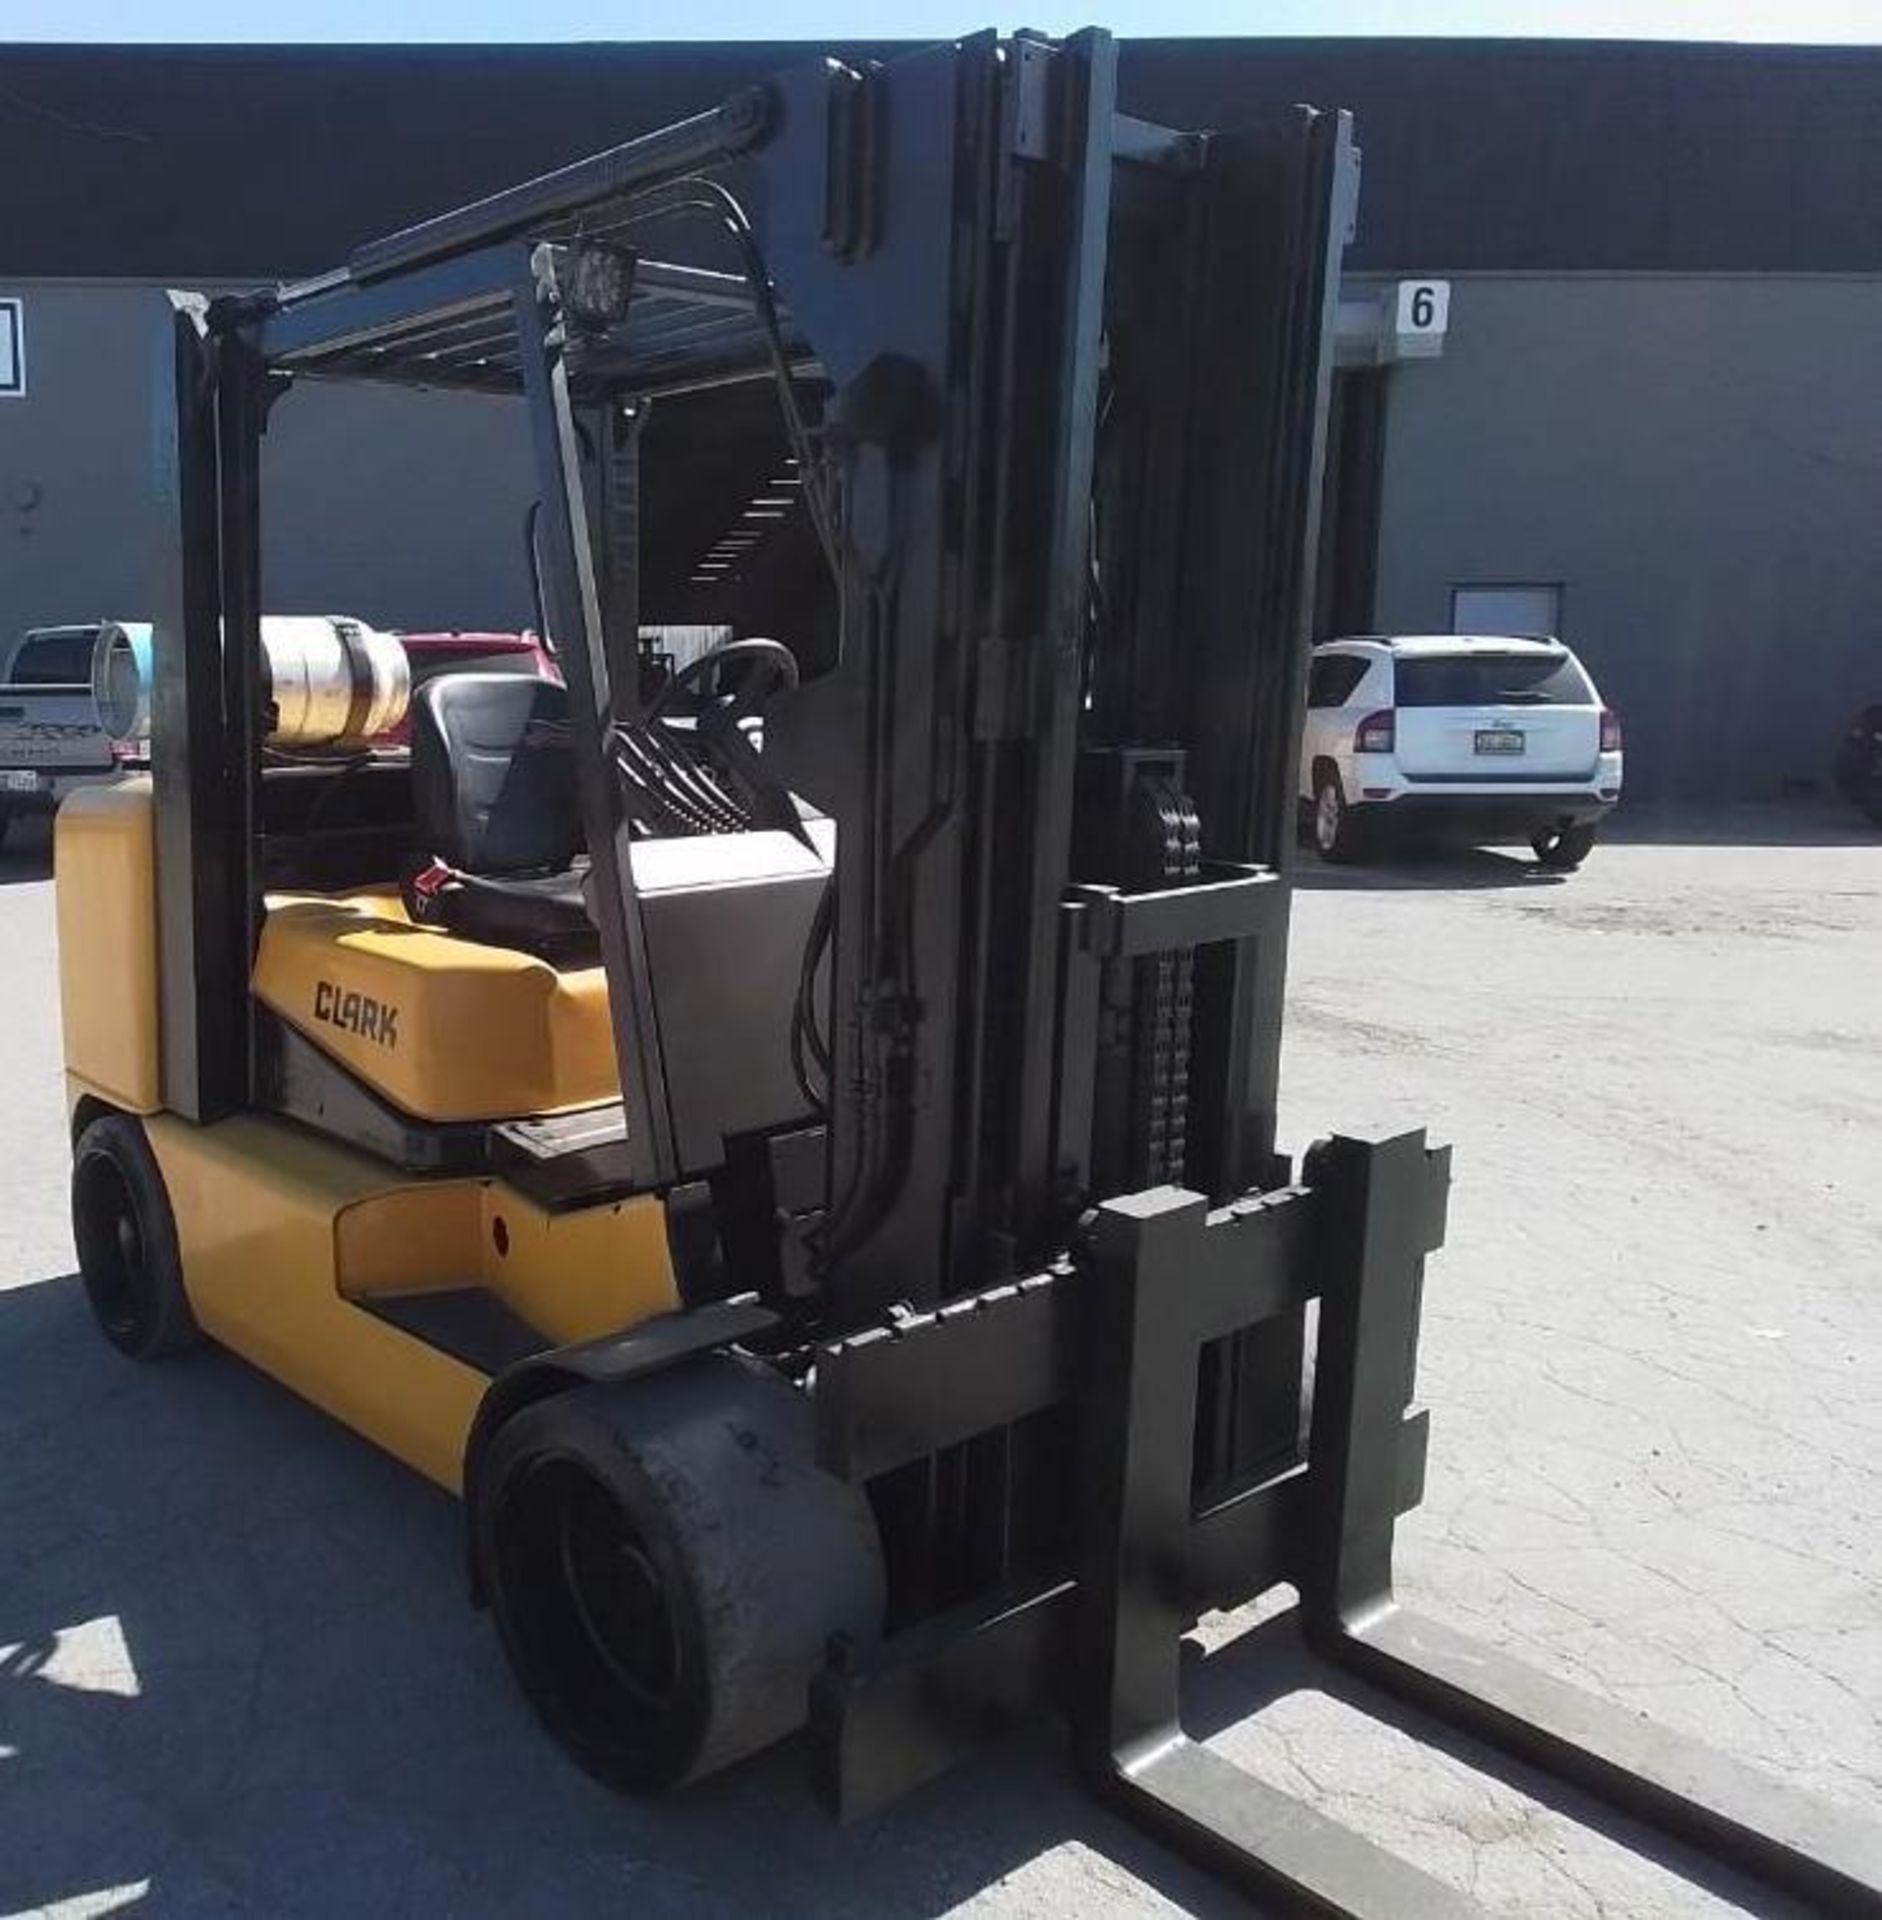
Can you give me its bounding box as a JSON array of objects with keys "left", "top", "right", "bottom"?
[{"left": 1126, "top": 775, "right": 1200, "bottom": 1187}]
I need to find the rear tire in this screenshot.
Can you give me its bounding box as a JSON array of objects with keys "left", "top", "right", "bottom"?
[
  {"left": 1312, "top": 771, "right": 1370, "bottom": 864},
  {"left": 72, "top": 1114, "right": 202, "bottom": 1360},
  {"left": 474, "top": 1354, "right": 884, "bottom": 1792},
  {"left": 1532, "top": 822, "right": 1599, "bottom": 870}
]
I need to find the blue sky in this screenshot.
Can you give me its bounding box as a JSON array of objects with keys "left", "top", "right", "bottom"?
[{"left": 5, "top": 0, "right": 1881, "bottom": 41}]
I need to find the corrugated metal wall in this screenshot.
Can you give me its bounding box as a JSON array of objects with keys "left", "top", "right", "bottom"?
[{"left": 4, "top": 40, "right": 1880, "bottom": 277}]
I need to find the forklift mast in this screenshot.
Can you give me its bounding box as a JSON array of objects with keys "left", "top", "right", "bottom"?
[
  {"left": 142, "top": 31, "right": 1879, "bottom": 1916},
  {"left": 749, "top": 37, "right": 1352, "bottom": 1324}
]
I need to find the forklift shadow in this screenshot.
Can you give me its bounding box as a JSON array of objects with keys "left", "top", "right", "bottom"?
[
  {"left": 0, "top": 1271, "right": 1251, "bottom": 1920},
  {"left": 0, "top": 1274, "right": 1817, "bottom": 1918}
]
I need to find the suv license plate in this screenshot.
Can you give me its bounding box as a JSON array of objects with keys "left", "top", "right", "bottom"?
[
  {"left": 1475, "top": 729, "right": 1525, "bottom": 755},
  {"left": 0, "top": 770, "right": 41, "bottom": 794}
]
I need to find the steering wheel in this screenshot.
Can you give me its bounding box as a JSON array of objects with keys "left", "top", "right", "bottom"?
[
  {"left": 645, "top": 636, "right": 799, "bottom": 743},
  {"left": 635, "top": 636, "right": 805, "bottom": 839}
]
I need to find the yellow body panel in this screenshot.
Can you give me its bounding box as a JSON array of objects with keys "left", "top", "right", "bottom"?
[
  {"left": 476, "top": 1186, "right": 679, "bottom": 1345},
  {"left": 253, "top": 889, "right": 619, "bottom": 1123},
  {"left": 55, "top": 779, "right": 162, "bottom": 1114},
  {"left": 335, "top": 1182, "right": 679, "bottom": 1348},
  {"left": 57, "top": 788, "right": 676, "bottom": 1490},
  {"left": 147, "top": 1112, "right": 485, "bottom": 1489},
  {"left": 146, "top": 1112, "right": 678, "bottom": 1492}
]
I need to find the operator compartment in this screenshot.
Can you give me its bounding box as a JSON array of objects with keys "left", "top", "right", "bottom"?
[
  {"left": 253, "top": 662, "right": 832, "bottom": 1170},
  {"left": 254, "top": 824, "right": 830, "bottom": 1157}
]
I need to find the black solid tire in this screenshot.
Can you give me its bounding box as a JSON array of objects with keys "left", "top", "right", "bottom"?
[
  {"left": 1532, "top": 822, "right": 1599, "bottom": 870},
  {"left": 474, "top": 1354, "right": 884, "bottom": 1792},
  {"left": 1312, "top": 770, "right": 1369, "bottom": 864},
  {"left": 71, "top": 1113, "right": 202, "bottom": 1360}
]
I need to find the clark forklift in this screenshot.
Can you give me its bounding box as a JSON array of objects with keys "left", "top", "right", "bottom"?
[{"left": 55, "top": 31, "right": 1878, "bottom": 1917}]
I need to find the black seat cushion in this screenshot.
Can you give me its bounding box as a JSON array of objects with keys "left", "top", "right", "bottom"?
[
  {"left": 423, "top": 867, "right": 596, "bottom": 961},
  {"left": 407, "top": 673, "right": 595, "bottom": 958}
]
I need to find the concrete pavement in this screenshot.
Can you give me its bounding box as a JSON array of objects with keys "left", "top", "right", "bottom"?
[{"left": 2, "top": 806, "right": 1876, "bottom": 1918}]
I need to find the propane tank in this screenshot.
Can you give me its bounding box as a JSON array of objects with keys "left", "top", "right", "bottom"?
[
  {"left": 259, "top": 616, "right": 410, "bottom": 748},
  {"left": 91, "top": 614, "right": 409, "bottom": 752},
  {"left": 91, "top": 621, "right": 155, "bottom": 744}
]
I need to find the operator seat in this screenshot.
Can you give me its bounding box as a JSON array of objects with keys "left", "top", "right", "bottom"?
[{"left": 404, "top": 673, "right": 596, "bottom": 959}]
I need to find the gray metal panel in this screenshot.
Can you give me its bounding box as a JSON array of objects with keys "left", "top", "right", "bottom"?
[
  {"left": 634, "top": 826, "right": 830, "bottom": 1174},
  {"left": 1368, "top": 274, "right": 1882, "bottom": 802},
  {"left": 0, "top": 288, "right": 166, "bottom": 646},
  {"left": 0, "top": 284, "right": 540, "bottom": 652}
]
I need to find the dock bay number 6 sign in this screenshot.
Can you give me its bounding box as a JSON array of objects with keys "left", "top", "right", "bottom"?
[
  {"left": 1, "top": 300, "right": 22, "bottom": 398},
  {"left": 1391, "top": 280, "right": 1450, "bottom": 361}
]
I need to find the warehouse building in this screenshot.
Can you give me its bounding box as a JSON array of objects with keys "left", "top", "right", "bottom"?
[{"left": 3, "top": 37, "right": 1879, "bottom": 800}]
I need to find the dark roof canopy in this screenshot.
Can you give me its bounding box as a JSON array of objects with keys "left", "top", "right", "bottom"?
[{"left": 4, "top": 36, "right": 1879, "bottom": 280}]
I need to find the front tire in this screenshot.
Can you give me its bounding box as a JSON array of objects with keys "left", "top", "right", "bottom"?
[
  {"left": 1312, "top": 771, "right": 1370, "bottom": 864},
  {"left": 72, "top": 1113, "right": 202, "bottom": 1360},
  {"left": 1532, "top": 822, "right": 1599, "bottom": 870},
  {"left": 474, "top": 1354, "right": 883, "bottom": 1792}
]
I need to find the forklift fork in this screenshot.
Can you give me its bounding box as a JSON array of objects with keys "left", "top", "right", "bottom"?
[
  {"left": 1085, "top": 1131, "right": 1881, "bottom": 1916},
  {"left": 816, "top": 1129, "right": 1882, "bottom": 1917}
]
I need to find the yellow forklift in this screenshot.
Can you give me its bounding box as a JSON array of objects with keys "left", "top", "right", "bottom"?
[{"left": 54, "top": 30, "right": 1879, "bottom": 1916}]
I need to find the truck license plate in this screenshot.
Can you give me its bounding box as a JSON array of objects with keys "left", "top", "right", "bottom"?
[
  {"left": 0, "top": 770, "right": 41, "bottom": 793},
  {"left": 1474, "top": 729, "right": 1525, "bottom": 756}
]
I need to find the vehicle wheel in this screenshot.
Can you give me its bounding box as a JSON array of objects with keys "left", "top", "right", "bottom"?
[
  {"left": 1312, "top": 771, "right": 1369, "bottom": 864},
  {"left": 474, "top": 1353, "right": 884, "bottom": 1792},
  {"left": 0, "top": 809, "right": 11, "bottom": 852},
  {"left": 71, "top": 1113, "right": 202, "bottom": 1360},
  {"left": 1532, "top": 822, "right": 1599, "bottom": 870}
]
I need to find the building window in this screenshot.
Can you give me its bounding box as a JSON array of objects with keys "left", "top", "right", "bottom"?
[
  {"left": 1450, "top": 583, "right": 1562, "bottom": 640},
  {"left": 0, "top": 298, "right": 23, "bottom": 398}
]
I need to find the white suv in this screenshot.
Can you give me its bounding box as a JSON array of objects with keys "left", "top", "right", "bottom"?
[{"left": 1299, "top": 634, "right": 1623, "bottom": 868}]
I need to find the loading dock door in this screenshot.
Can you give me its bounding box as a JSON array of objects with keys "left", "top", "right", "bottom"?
[
  {"left": 1315, "top": 371, "right": 1388, "bottom": 637},
  {"left": 1451, "top": 582, "right": 1562, "bottom": 638}
]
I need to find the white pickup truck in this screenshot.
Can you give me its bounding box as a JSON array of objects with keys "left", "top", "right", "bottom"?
[{"left": 0, "top": 623, "right": 146, "bottom": 848}]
